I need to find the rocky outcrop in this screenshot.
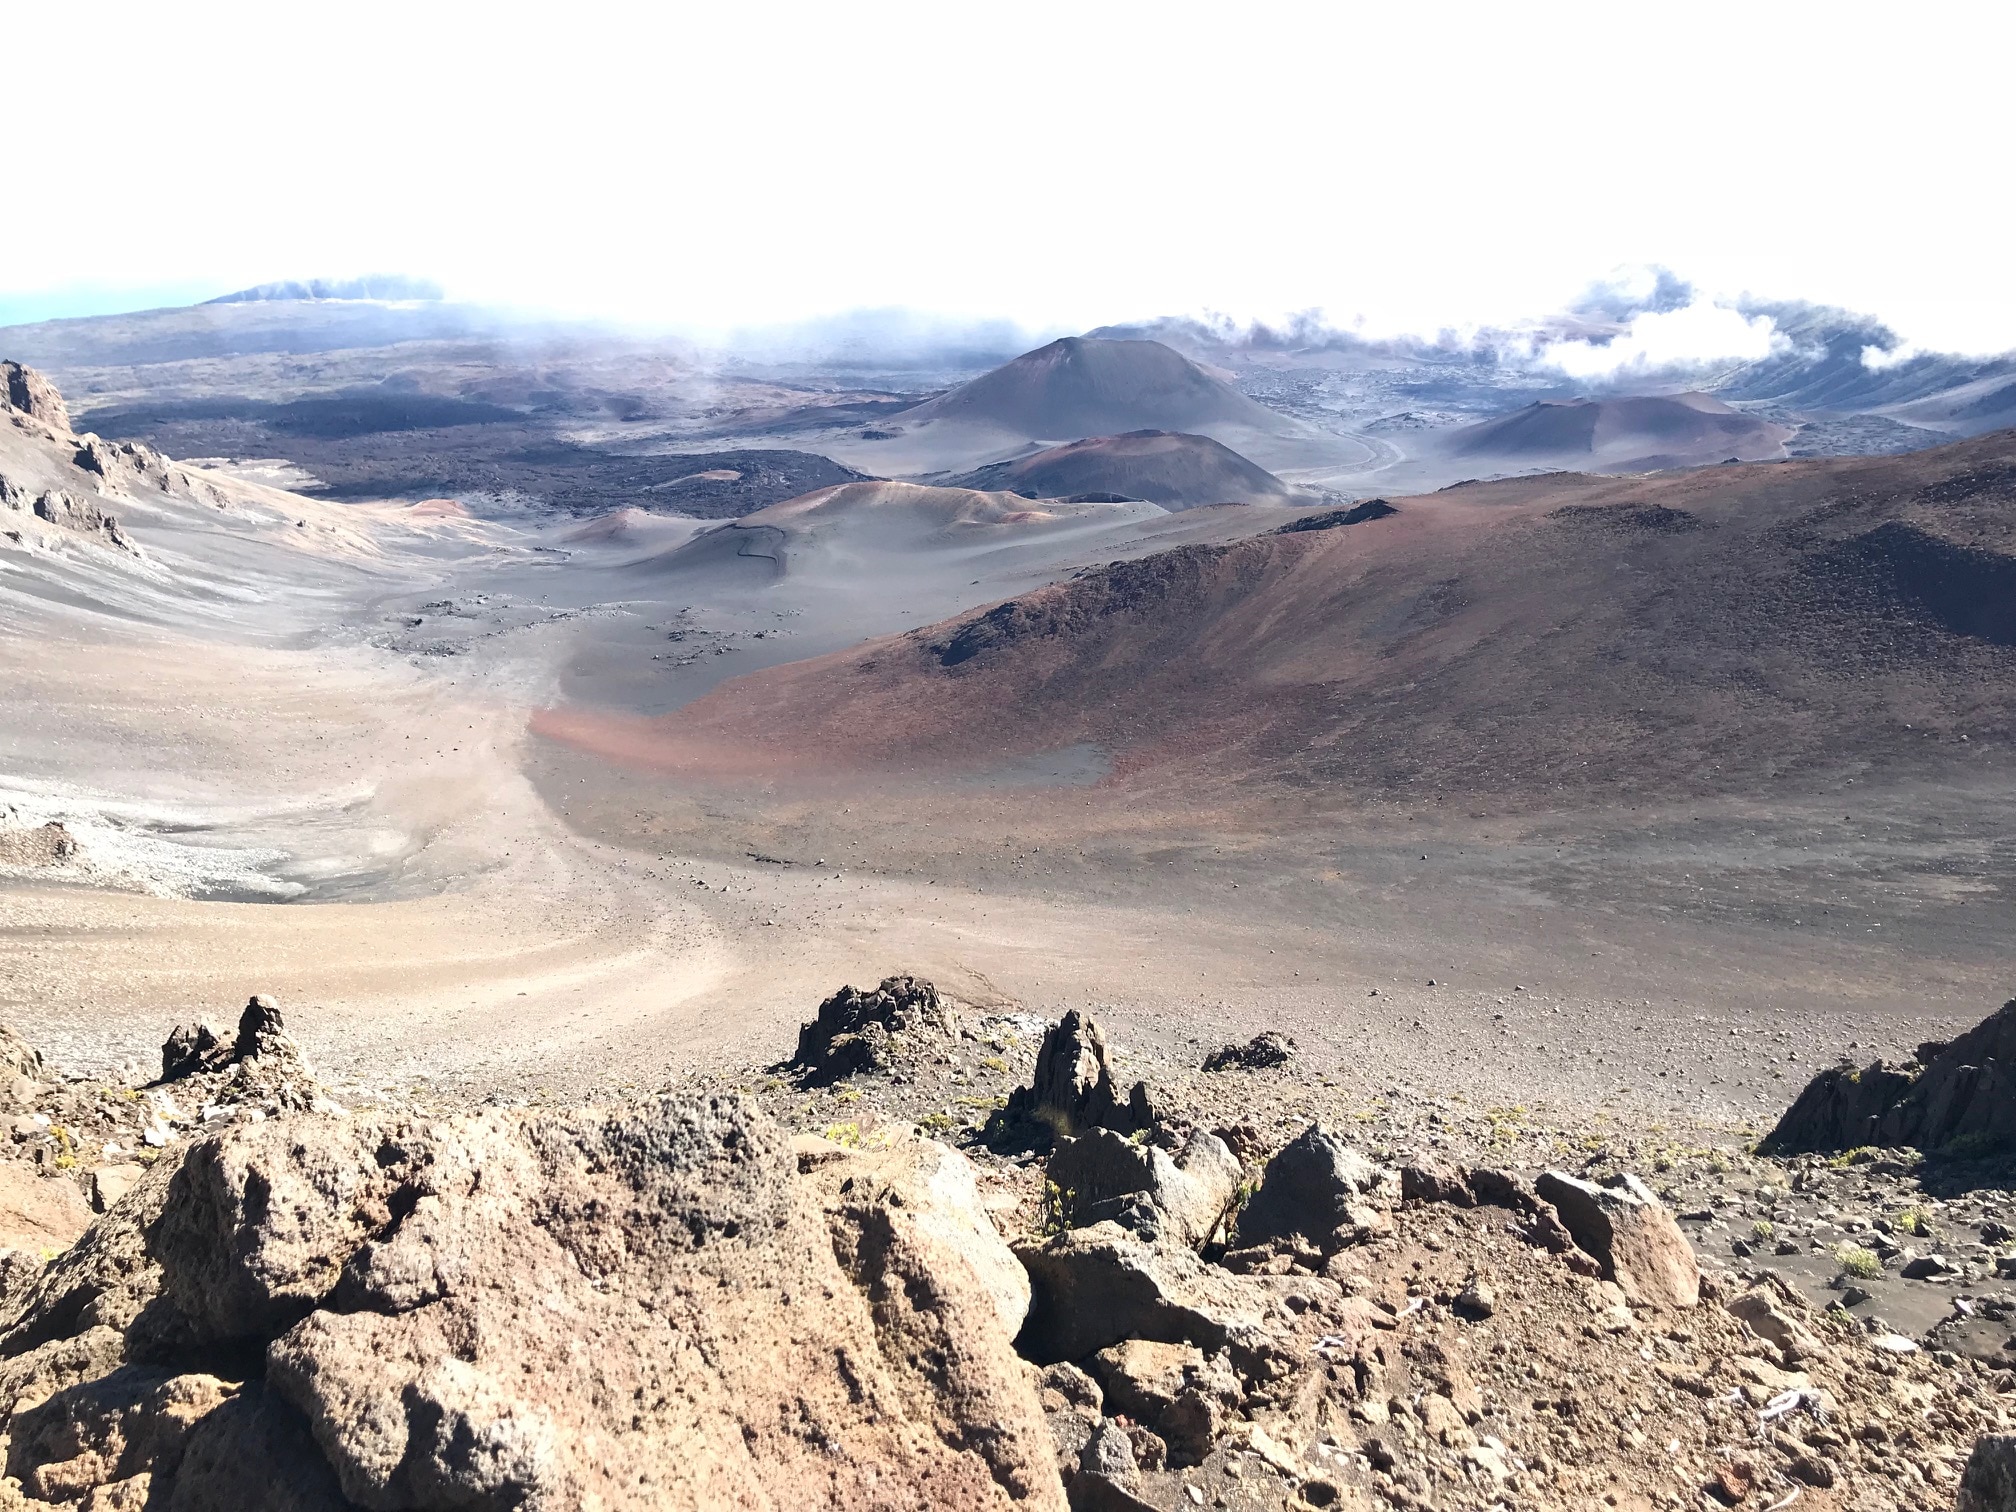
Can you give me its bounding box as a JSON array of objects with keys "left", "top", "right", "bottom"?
[
  {"left": 1533, "top": 1170, "right": 1700, "bottom": 1308},
  {"left": 1234, "top": 1123, "right": 1397, "bottom": 1251},
  {"left": 1761, "top": 998, "right": 2016, "bottom": 1158},
  {"left": 992, "top": 1011, "right": 1153, "bottom": 1147},
  {"left": 0, "top": 1027, "right": 43, "bottom": 1085},
  {"left": 791, "top": 974, "right": 955, "bottom": 1081},
  {"left": 0, "top": 819, "right": 80, "bottom": 873},
  {"left": 1, "top": 363, "right": 69, "bottom": 432},
  {"left": 1200, "top": 1032, "right": 1295, "bottom": 1072},
  {"left": 1044, "top": 1129, "right": 1240, "bottom": 1249},
  {"left": 20, "top": 488, "right": 131, "bottom": 551},
  {"left": 0, "top": 1094, "right": 1066, "bottom": 1510},
  {"left": 160, "top": 995, "right": 305, "bottom": 1086}
]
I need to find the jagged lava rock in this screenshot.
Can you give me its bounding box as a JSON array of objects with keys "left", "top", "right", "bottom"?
[
  {"left": 791, "top": 973, "right": 954, "bottom": 1080},
  {"left": 995, "top": 1010, "right": 1153, "bottom": 1145},
  {"left": 1762, "top": 997, "right": 2016, "bottom": 1157},
  {"left": 1201, "top": 1032, "right": 1296, "bottom": 1072},
  {"left": 1534, "top": 1170, "right": 1700, "bottom": 1307}
]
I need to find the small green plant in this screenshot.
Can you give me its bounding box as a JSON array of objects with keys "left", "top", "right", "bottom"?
[
  {"left": 919, "top": 1111, "right": 960, "bottom": 1136},
  {"left": 1940, "top": 1130, "right": 1998, "bottom": 1160},
  {"left": 1894, "top": 1205, "right": 1930, "bottom": 1237},
  {"left": 1038, "top": 1181, "right": 1076, "bottom": 1237},
  {"left": 1707, "top": 1154, "right": 1730, "bottom": 1175},
  {"left": 1750, "top": 1219, "right": 1775, "bottom": 1242},
  {"left": 1834, "top": 1243, "right": 1882, "bottom": 1280},
  {"left": 831, "top": 1087, "right": 861, "bottom": 1105},
  {"left": 1226, "top": 1177, "right": 1260, "bottom": 1236},
  {"left": 1129, "top": 1128, "right": 1151, "bottom": 1146},
  {"left": 980, "top": 1056, "right": 1008, "bottom": 1074},
  {"left": 821, "top": 1121, "right": 862, "bottom": 1148}
]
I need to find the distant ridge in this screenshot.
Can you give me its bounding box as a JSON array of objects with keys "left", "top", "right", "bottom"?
[
  {"left": 1448, "top": 393, "right": 1790, "bottom": 470},
  {"left": 205, "top": 275, "right": 444, "bottom": 304}
]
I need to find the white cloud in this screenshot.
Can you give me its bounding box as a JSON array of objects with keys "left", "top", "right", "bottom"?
[
  {"left": 4, "top": 0, "right": 2014, "bottom": 353},
  {"left": 1540, "top": 303, "right": 1785, "bottom": 379}
]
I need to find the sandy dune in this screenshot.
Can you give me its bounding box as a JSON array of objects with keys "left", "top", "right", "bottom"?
[{"left": 946, "top": 429, "right": 1299, "bottom": 509}]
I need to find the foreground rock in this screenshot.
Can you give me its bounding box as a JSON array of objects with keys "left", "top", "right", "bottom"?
[
  {"left": 795, "top": 1124, "right": 1032, "bottom": 1337},
  {"left": 0, "top": 1094, "right": 1065, "bottom": 1510},
  {"left": 790, "top": 973, "right": 956, "bottom": 1080},
  {"left": 992, "top": 1011, "right": 1153, "bottom": 1146},
  {"left": 1762, "top": 997, "right": 2016, "bottom": 1158},
  {"left": 1959, "top": 1435, "right": 2016, "bottom": 1512}
]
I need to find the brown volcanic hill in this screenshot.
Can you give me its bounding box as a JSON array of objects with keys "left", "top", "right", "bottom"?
[
  {"left": 946, "top": 430, "right": 1296, "bottom": 510},
  {"left": 634, "top": 481, "right": 1166, "bottom": 583},
  {"left": 896, "top": 337, "right": 1294, "bottom": 441},
  {"left": 1446, "top": 392, "right": 1791, "bottom": 471},
  {"left": 540, "top": 430, "right": 2016, "bottom": 808}
]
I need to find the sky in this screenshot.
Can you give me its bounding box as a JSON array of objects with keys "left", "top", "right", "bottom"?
[{"left": 6, "top": 0, "right": 2013, "bottom": 356}]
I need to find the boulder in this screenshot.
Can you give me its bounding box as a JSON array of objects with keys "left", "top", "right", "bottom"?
[
  {"left": 1044, "top": 1128, "right": 1240, "bottom": 1248},
  {"left": 1201, "top": 1032, "right": 1296, "bottom": 1072},
  {"left": 159, "top": 997, "right": 318, "bottom": 1113},
  {"left": 1, "top": 362, "right": 70, "bottom": 433},
  {"left": 1958, "top": 1434, "right": 2016, "bottom": 1512},
  {"left": 1070, "top": 1421, "right": 1159, "bottom": 1511},
  {"left": 161, "top": 996, "right": 302, "bottom": 1081},
  {"left": 792, "top": 974, "right": 954, "bottom": 1080},
  {"left": 996, "top": 1011, "right": 1154, "bottom": 1146},
  {"left": 0, "top": 1163, "right": 93, "bottom": 1256},
  {"left": 88, "top": 1164, "right": 145, "bottom": 1215},
  {"left": 0, "top": 1093, "right": 1068, "bottom": 1510},
  {"left": 1400, "top": 1160, "right": 1475, "bottom": 1206},
  {"left": 0, "top": 1025, "right": 44, "bottom": 1083},
  {"left": 1727, "top": 1285, "right": 1823, "bottom": 1361},
  {"left": 1038, "top": 1362, "right": 1102, "bottom": 1414},
  {"left": 1761, "top": 998, "right": 2016, "bottom": 1157},
  {"left": 1014, "top": 1220, "right": 1311, "bottom": 1373},
  {"left": 1087, "top": 1339, "right": 1239, "bottom": 1467},
  {"left": 795, "top": 1127, "right": 1031, "bottom": 1337},
  {"left": 1236, "top": 1123, "right": 1398, "bottom": 1250},
  {"left": 1533, "top": 1171, "right": 1699, "bottom": 1308},
  {"left": 160, "top": 1023, "right": 227, "bottom": 1082}
]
